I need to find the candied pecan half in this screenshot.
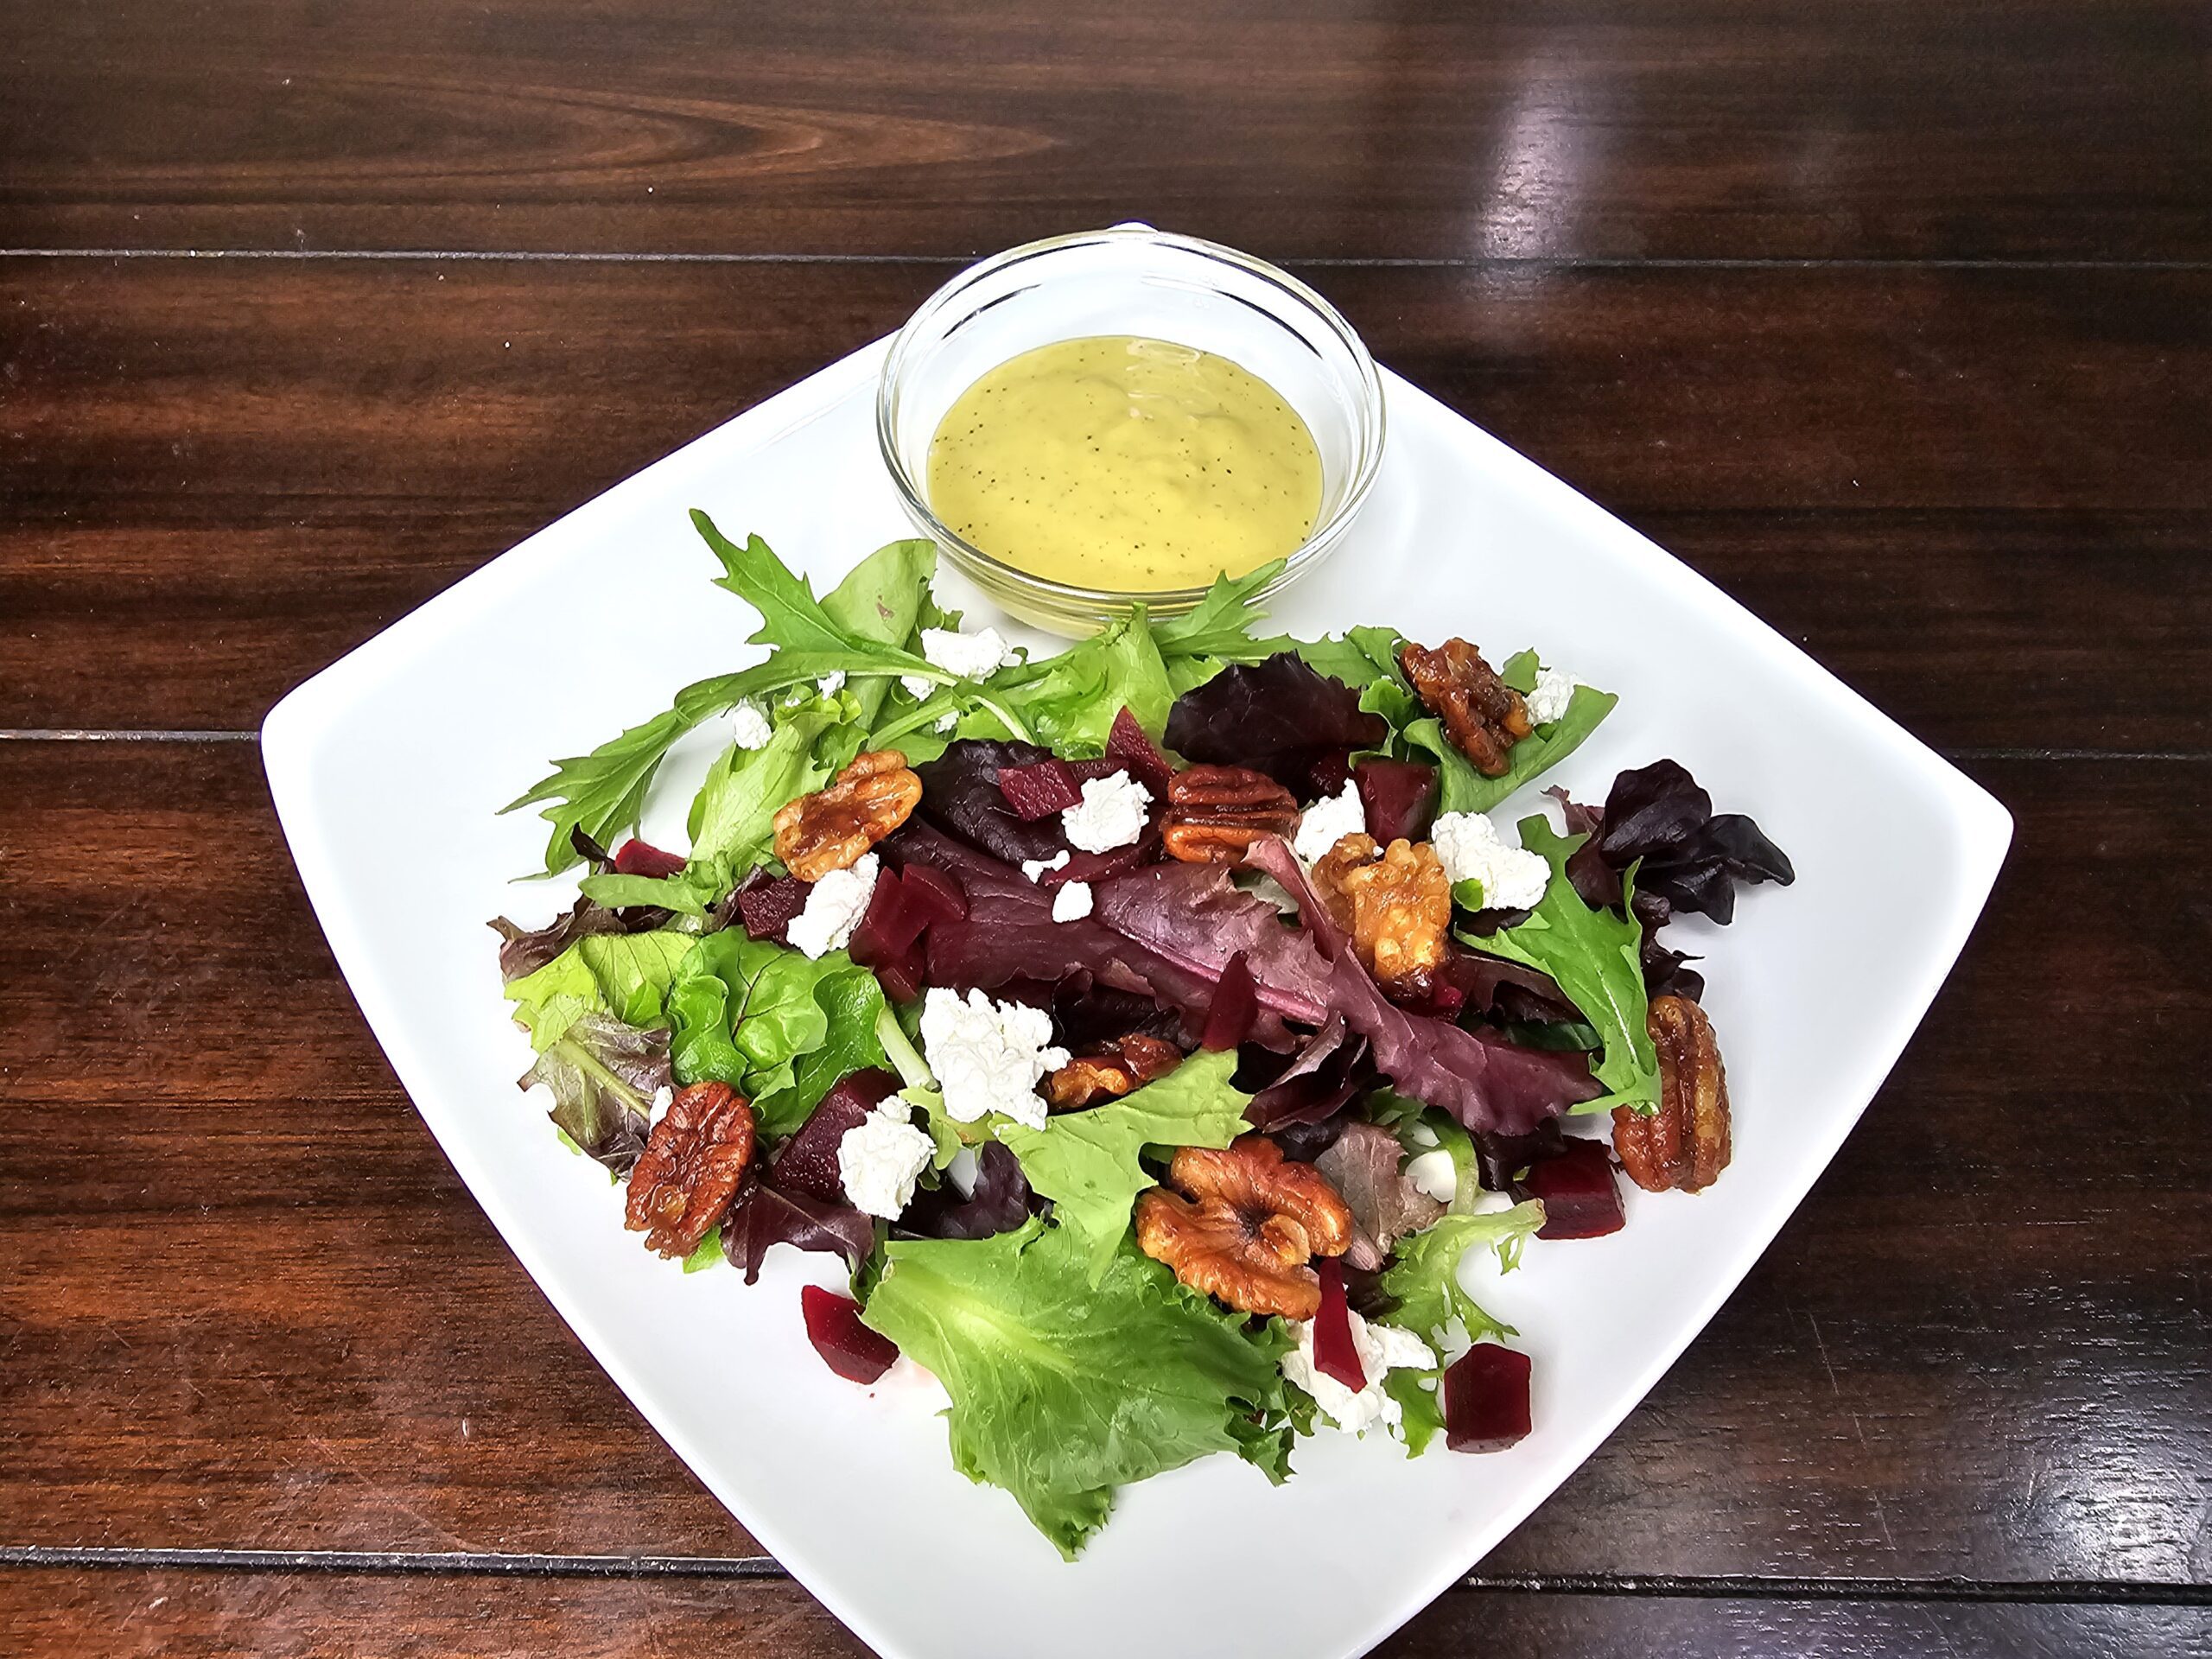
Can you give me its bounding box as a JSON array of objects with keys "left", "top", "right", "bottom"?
[
  {"left": 772, "top": 749, "right": 922, "bottom": 881},
  {"left": 1046, "top": 1033, "right": 1185, "bottom": 1110},
  {"left": 1312, "top": 834, "right": 1449, "bottom": 993},
  {"left": 625, "top": 1081, "right": 757, "bottom": 1257},
  {"left": 1135, "top": 1135, "right": 1354, "bottom": 1319},
  {"left": 1161, "top": 764, "right": 1300, "bottom": 863},
  {"left": 1399, "top": 639, "right": 1533, "bottom": 777},
  {"left": 1613, "top": 995, "right": 1731, "bottom": 1192}
]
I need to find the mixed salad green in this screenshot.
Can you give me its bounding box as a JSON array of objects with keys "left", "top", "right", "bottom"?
[{"left": 492, "top": 516, "right": 1792, "bottom": 1556}]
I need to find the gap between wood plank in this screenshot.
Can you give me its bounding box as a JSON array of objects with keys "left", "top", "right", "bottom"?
[
  {"left": 0, "top": 1548, "right": 2203, "bottom": 1605},
  {"left": 3, "top": 248, "right": 2208, "bottom": 273}
]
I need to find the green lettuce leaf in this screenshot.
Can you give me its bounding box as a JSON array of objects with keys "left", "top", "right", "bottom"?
[
  {"left": 1459, "top": 816, "right": 1660, "bottom": 1112},
  {"left": 665, "top": 932, "right": 882, "bottom": 1109},
  {"left": 1406, "top": 678, "right": 1618, "bottom": 817},
  {"left": 504, "top": 931, "right": 696, "bottom": 1051},
  {"left": 518, "top": 1011, "right": 671, "bottom": 1166},
  {"left": 1147, "top": 560, "right": 1287, "bottom": 662},
  {"left": 821, "top": 537, "right": 937, "bottom": 730},
  {"left": 1384, "top": 1368, "right": 1447, "bottom": 1455},
  {"left": 750, "top": 961, "right": 891, "bottom": 1138},
  {"left": 859, "top": 1217, "right": 1294, "bottom": 1557},
  {"left": 999, "top": 613, "right": 1174, "bottom": 753},
  {"left": 1379, "top": 1200, "right": 1546, "bottom": 1349},
  {"left": 993, "top": 1050, "right": 1251, "bottom": 1281}
]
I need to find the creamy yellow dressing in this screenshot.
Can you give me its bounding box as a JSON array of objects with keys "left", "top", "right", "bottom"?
[{"left": 925, "top": 335, "right": 1323, "bottom": 592}]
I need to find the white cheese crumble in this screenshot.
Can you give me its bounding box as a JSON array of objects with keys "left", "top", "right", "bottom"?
[
  {"left": 934, "top": 710, "right": 959, "bottom": 734},
  {"left": 1051, "top": 880, "right": 1094, "bottom": 923},
  {"left": 727, "top": 701, "right": 773, "bottom": 750},
  {"left": 836, "top": 1101, "right": 936, "bottom": 1220},
  {"left": 1524, "top": 664, "right": 1580, "bottom": 726},
  {"left": 1293, "top": 779, "right": 1369, "bottom": 863},
  {"left": 1281, "top": 1311, "right": 1438, "bottom": 1436},
  {"left": 785, "top": 852, "right": 879, "bottom": 960},
  {"left": 1405, "top": 1148, "right": 1459, "bottom": 1204},
  {"left": 919, "top": 987, "right": 1069, "bottom": 1130},
  {"left": 646, "top": 1084, "right": 675, "bottom": 1129},
  {"left": 1061, "top": 771, "right": 1152, "bottom": 853},
  {"left": 1020, "top": 849, "right": 1071, "bottom": 883},
  {"left": 1431, "top": 810, "right": 1550, "bottom": 912},
  {"left": 902, "top": 626, "right": 1018, "bottom": 699},
  {"left": 816, "top": 671, "right": 846, "bottom": 696}
]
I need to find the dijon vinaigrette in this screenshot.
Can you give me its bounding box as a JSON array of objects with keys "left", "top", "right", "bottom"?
[{"left": 924, "top": 335, "right": 1323, "bottom": 592}]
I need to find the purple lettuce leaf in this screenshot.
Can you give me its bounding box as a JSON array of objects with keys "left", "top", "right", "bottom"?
[
  {"left": 1586, "top": 760, "right": 1796, "bottom": 925},
  {"left": 1163, "top": 654, "right": 1389, "bottom": 798},
  {"left": 490, "top": 897, "right": 632, "bottom": 981},
  {"left": 1315, "top": 1120, "right": 1446, "bottom": 1271},
  {"left": 1239, "top": 1015, "right": 1370, "bottom": 1130},
  {"left": 913, "top": 739, "right": 1077, "bottom": 867},
  {"left": 517, "top": 1011, "right": 671, "bottom": 1173},
  {"left": 1089, "top": 861, "right": 1336, "bottom": 1037},
  {"left": 899, "top": 1142, "right": 1039, "bottom": 1241},
  {"left": 1243, "top": 837, "right": 1599, "bottom": 1135},
  {"left": 721, "top": 1182, "right": 876, "bottom": 1284}
]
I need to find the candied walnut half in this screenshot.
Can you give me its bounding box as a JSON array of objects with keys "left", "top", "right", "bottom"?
[
  {"left": 1310, "top": 833, "right": 1450, "bottom": 993},
  {"left": 1613, "top": 995, "right": 1731, "bottom": 1192},
  {"left": 1161, "top": 764, "right": 1300, "bottom": 863},
  {"left": 1399, "top": 639, "right": 1532, "bottom": 777},
  {"left": 1135, "top": 1135, "right": 1354, "bottom": 1319},
  {"left": 772, "top": 749, "right": 921, "bottom": 881},
  {"left": 626, "top": 1081, "right": 757, "bottom": 1257},
  {"left": 1046, "top": 1033, "right": 1185, "bottom": 1110}
]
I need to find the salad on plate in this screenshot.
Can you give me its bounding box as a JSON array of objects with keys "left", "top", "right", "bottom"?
[{"left": 491, "top": 512, "right": 1794, "bottom": 1558}]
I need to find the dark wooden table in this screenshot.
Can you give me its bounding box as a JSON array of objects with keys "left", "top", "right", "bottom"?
[{"left": 3, "top": 3, "right": 2208, "bottom": 1654}]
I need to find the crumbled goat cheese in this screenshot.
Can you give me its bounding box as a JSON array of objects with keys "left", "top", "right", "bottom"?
[
  {"left": 836, "top": 1101, "right": 936, "bottom": 1220},
  {"left": 901, "top": 626, "right": 1018, "bottom": 699},
  {"left": 1294, "top": 779, "right": 1369, "bottom": 863},
  {"left": 1061, "top": 771, "right": 1152, "bottom": 853},
  {"left": 816, "top": 671, "right": 846, "bottom": 696},
  {"left": 646, "top": 1085, "right": 675, "bottom": 1129},
  {"left": 935, "top": 710, "right": 959, "bottom": 734},
  {"left": 919, "top": 987, "right": 1069, "bottom": 1130},
  {"left": 1281, "top": 1311, "right": 1438, "bottom": 1436},
  {"left": 1051, "top": 880, "right": 1094, "bottom": 923},
  {"left": 727, "top": 702, "right": 773, "bottom": 750},
  {"left": 1431, "top": 811, "right": 1550, "bottom": 911},
  {"left": 1524, "top": 664, "right": 1580, "bottom": 726},
  {"left": 1405, "top": 1148, "right": 1459, "bottom": 1204},
  {"left": 785, "top": 853, "right": 879, "bottom": 959},
  {"left": 1020, "top": 849, "right": 1072, "bottom": 883}
]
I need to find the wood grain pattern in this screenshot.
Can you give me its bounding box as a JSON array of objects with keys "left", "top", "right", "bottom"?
[
  {"left": 0, "top": 1566, "right": 2204, "bottom": 1658},
  {"left": 2, "top": 741, "right": 2205, "bottom": 1585},
  {"left": 4, "top": 257, "right": 2206, "bottom": 747},
  {"left": 1, "top": 0, "right": 2203, "bottom": 260}
]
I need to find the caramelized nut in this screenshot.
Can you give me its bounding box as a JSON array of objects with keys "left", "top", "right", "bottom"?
[
  {"left": 1161, "top": 765, "right": 1301, "bottom": 863},
  {"left": 625, "top": 1081, "right": 757, "bottom": 1257},
  {"left": 1613, "top": 995, "right": 1731, "bottom": 1192},
  {"left": 1135, "top": 1135, "right": 1354, "bottom": 1319},
  {"left": 1046, "top": 1033, "right": 1185, "bottom": 1110},
  {"left": 1399, "top": 639, "right": 1532, "bottom": 777},
  {"left": 1312, "top": 834, "right": 1450, "bottom": 993},
  {"left": 772, "top": 750, "right": 922, "bottom": 881}
]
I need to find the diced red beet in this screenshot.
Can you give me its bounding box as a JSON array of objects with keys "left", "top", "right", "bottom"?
[
  {"left": 872, "top": 940, "right": 929, "bottom": 1005},
  {"left": 612, "top": 837, "right": 688, "bottom": 879},
  {"left": 847, "top": 865, "right": 918, "bottom": 966},
  {"left": 1355, "top": 758, "right": 1440, "bottom": 844},
  {"left": 734, "top": 868, "right": 810, "bottom": 944},
  {"left": 770, "top": 1068, "right": 899, "bottom": 1202},
  {"left": 1520, "top": 1137, "right": 1625, "bottom": 1240},
  {"left": 1065, "top": 755, "right": 1126, "bottom": 785},
  {"left": 1105, "top": 707, "right": 1176, "bottom": 798},
  {"left": 997, "top": 759, "right": 1084, "bottom": 820},
  {"left": 800, "top": 1285, "right": 900, "bottom": 1384},
  {"left": 1311, "top": 1259, "right": 1367, "bottom": 1391},
  {"left": 898, "top": 862, "right": 967, "bottom": 927},
  {"left": 1444, "top": 1342, "right": 1532, "bottom": 1452},
  {"left": 1200, "top": 951, "right": 1258, "bottom": 1051}
]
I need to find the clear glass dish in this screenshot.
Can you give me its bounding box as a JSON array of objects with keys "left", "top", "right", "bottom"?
[{"left": 875, "top": 225, "right": 1387, "bottom": 636}]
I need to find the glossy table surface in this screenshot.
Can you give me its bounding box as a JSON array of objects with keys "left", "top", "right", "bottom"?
[{"left": 2, "top": 2, "right": 2207, "bottom": 1654}]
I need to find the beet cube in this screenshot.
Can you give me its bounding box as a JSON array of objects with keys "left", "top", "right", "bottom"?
[
  {"left": 800, "top": 1285, "right": 899, "bottom": 1384},
  {"left": 1354, "top": 759, "right": 1440, "bottom": 844},
  {"left": 612, "top": 837, "right": 688, "bottom": 879},
  {"left": 847, "top": 865, "right": 918, "bottom": 965},
  {"left": 734, "top": 868, "right": 810, "bottom": 944},
  {"left": 771, "top": 1068, "right": 898, "bottom": 1203},
  {"left": 1105, "top": 707, "right": 1176, "bottom": 797},
  {"left": 1311, "top": 1259, "right": 1367, "bottom": 1391},
  {"left": 1520, "top": 1137, "right": 1625, "bottom": 1240},
  {"left": 1444, "top": 1343, "right": 1531, "bottom": 1452},
  {"left": 997, "top": 759, "right": 1084, "bottom": 820}
]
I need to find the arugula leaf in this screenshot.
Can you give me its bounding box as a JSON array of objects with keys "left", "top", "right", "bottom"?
[
  {"left": 859, "top": 1217, "right": 1294, "bottom": 1558},
  {"left": 504, "top": 932, "right": 696, "bottom": 1051},
  {"left": 1379, "top": 1201, "right": 1545, "bottom": 1349},
  {"left": 1459, "top": 816, "right": 1660, "bottom": 1112},
  {"left": 822, "top": 538, "right": 937, "bottom": 729},
  {"left": 665, "top": 931, "right": 874, "bottom": 1102},
  {"left": 1147, "top": 561, "right": 1287, "bottom": 662},
  {"left": 695, "top": 511, "right": 859, "bottom": 656},
  {"left": 994, "top": 1050, "right": 1252, "bottom": 1282},
  {"left": 1291, "top": 626, "right": 1408, "bottom": 697}
]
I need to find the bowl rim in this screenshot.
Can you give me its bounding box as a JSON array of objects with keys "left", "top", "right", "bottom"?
[{"left": 874, "top": 224, "right": 1389, "bottom": 612}]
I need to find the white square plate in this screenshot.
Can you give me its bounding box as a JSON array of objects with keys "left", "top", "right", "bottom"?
[{"left": 264, "top": 338, "right": 2009, "bottom": 1659}]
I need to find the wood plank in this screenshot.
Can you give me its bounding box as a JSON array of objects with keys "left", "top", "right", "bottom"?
[
  {"left": 1, "top": 742, "right": 2205, "bottom": 1584},
  {"left": 3, "top": 258, "right": 2206, "bottom": 748},
  {"left": 0, "top": 0, "right": 2202, "bottom": 260},
  {"left": 0, "top": 1566, "right": 2203, "bottom": 1659}
]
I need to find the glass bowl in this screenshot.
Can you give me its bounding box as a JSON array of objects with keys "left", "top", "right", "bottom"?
[{"left": 875, "top": 226, "right": 1387, "bottom": 636}]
